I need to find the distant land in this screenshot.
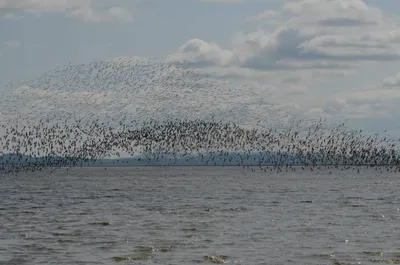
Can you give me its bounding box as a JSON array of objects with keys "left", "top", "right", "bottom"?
[{"left": 0, "top": 152, "right": 396, "bottom": 167}]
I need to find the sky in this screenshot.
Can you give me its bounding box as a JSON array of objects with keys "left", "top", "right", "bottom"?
[{"left": 1, "top": 0, "right": 400, "bottom": 135}]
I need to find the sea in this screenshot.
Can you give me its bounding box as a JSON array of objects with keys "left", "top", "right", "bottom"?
[{"left": 0, "top": 166, "right": 399, "bottom": 265}]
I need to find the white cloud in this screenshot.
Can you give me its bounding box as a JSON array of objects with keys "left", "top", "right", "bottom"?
[
  {"left": 0, "top": 0, "right": 133, "bottom": 22},
  {"left": 383, "top": 73, "right": 400, "bottom": 87},
  {"left": 4, "top": 40, "right": 20, "bottom": 47},
  {"left": 168, "top": 39, "right": 236, "bottom": 66},
  {"left": 0, "top": 0, "right": 90, "bottom": 12},
  {"left": 68, "top": 5, "right": 134, "bottom": 23},
  {"left": 323, "top": 71, "right": 400, "bottom": 119},
  {"left": 169, "top": 0, "right": 400, "bottom": 75},
  {"left": 106, "top": 7, "right": 134, "bottom": 22},
  {"left": 0, "top": 12, "right": 18, "bottom": 19},
  {"left": 165, "top": 0, "right": 400, "bottom": 130},
  {"left": 165, "top": 0, "right": 400, "bottom": 123},
  {"left": 246, "top": 10, "right": 280, "bottom": 22}
]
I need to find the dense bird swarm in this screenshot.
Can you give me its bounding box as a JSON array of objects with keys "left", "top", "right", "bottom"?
[
  {"left": 0, "top": 57, "right": 290, "bottom": 128},
  {"left": 0, "top": 117, "right": 399, "bottom": 174},
  {"left": 0, "top": 57, "right": 399, "bottom": 174}
]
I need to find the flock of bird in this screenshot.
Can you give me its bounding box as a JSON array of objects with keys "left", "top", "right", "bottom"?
[
  {"left": 0, "top": 57, "right": 399, "bottom": 174},
  {"left": 0, "top": 57, "right": 287, "bottom": 128},
  {"left": 0, "top": 116, "right": 399, "bottom": 174}
]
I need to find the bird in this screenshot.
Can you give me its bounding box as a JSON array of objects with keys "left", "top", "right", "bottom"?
[
  {"left": 0, "top": 57, "right": 399, "bottom": 174},
  {"left": 0, "top": 116, "right": 399, "bottom": 174}
]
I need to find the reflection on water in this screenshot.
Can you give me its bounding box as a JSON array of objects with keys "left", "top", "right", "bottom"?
[{"left": 0, "top": 166, "right": 399, "bottom": 265}]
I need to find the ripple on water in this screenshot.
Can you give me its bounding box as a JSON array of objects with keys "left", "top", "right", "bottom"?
[{"left": 1, "top": 168, "right": 400, "bottom": 265}]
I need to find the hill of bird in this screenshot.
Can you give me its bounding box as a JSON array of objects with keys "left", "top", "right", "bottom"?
[
  {"left": 0, "top": 117, "right": 399, "bottom": 174},
  {"left": 2, "top": 57, "right": 396, "bottom": 174}
]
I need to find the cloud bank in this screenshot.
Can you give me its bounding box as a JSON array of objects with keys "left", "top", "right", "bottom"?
[
  {"left": 171, "top": 0, "right": 400, "bottom": 72},
  {"left": 0, "top": 0, "right": 133, "bottom": 22},
  {"left": 2, "top": 0, "right": 400, "bottom": 135},
  {"left": 167, "top": 0, "right": 400, "bottom": 130}
]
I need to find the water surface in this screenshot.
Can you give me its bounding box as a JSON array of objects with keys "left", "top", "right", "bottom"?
[{"left": 1, "top": 166, "right": 399, "bottom": 264}]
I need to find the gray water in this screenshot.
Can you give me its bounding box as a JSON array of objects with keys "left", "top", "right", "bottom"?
[{"left": 1, "top": 166, "right": 400, "bottom": 265}]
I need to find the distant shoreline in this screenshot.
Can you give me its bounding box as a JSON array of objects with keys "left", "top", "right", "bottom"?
[{"left": 15, "top": 164, "right": 397, "bottom": 168}]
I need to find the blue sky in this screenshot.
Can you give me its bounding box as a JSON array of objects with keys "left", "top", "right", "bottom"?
[{"left": 1, "top": 0, "right": 400, "bottom": 134}]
